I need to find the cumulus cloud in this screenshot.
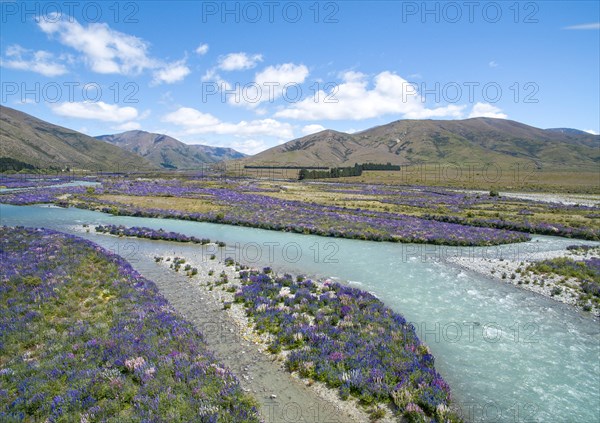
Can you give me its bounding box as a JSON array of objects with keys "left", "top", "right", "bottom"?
[
  {"left": 301, "top": 124, "right": 326, "bottom": 135},
  {"left": 114, "top": 121, "right": 142, "bottom": 131},
  {"left": 218, "top": 52, "right": 263, "bottom": 71},
  {"left": 152, "top": 59, "right": 190, "bottom": 85},
  {"left": 201, "top": 68, "right": 231, "bottom": 90},
  {"left": 38, "top": 13, "right": 155, "bottom": 75},
  {"left": 195, "top": 43, "right": 209, "bottom": 55},
  {"left": 51, "top": 101, "right": 139, "bottom": 122},
  {"left": 275, "top": 71, "right": 466, "bottom": 121},
  {"left": 489, "top": 60, "right": 498, "bottom": 68},
  {"left": 1, "top": 45, "right": 68, "bottom": 76},
  {"left": 162, "top": 107, "right": 294, "bottom": 139},
  {"left": 255, "top": 63, "right": 309, "bottom": 89},
  {"left": 468, "top": 102, "right": 507, "bottom": 119},
  {"left": 584, "top": 129, "right": 599, "bottom": 135},
  {"left": 37, "top": 14, "right": 189, "bottom": 84},
  {"left": 229, "top": 139, "right": 270, "bottom": 155},
  {"left": 229, "top": 63, "right": 309, "bottom": 107}
]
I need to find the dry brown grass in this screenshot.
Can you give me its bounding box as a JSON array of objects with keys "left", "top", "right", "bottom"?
[
  {"left": 97, "top": 194, "right": 223, "bottom": 214},
  {"left": 330, "top": 169, "right": 600, "bottom": 193}
]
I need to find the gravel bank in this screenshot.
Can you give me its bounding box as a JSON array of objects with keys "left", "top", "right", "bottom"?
[
  {"left": 451, "top": 189, "right": 600, "bottom": 206},
  {"left": 446, "top": 248, "right": 600, "bottom": 317},
  {"left": 150, "top": 251, "right": 398, "bottom": 423}
]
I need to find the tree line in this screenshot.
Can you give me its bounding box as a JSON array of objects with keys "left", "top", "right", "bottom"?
[{"left": 298, "top": 163, "right": 400, "bottom": 180}]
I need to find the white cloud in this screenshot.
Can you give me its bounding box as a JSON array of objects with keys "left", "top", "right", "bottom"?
[
  {"left": 584, "top": 129, "right": 599, "bottom": 135},
  {"left": 468, "top": 102, "right": 507, "bottom": 119},
  {"left": 255, "top": 63, "right": 309, "bottom": 88},
  {"left": 38, "top": 13, "right": 156, "bottom": 75},
  {"left": 563, "top": 23, "right": 600, "bottom": 30},
  {"left": 37, "top": 13, "right": 190, "bottom": 83},
  {"left": 163, "top": 106, "right": 294, "bottom": 139},
  {"left": 1, "top": 45, "right": 68, "bottom": 76},
  {"left": 152, "top": 59, "right": 191, "bottom": 85},
  {"left": 230, "top": 139, "right": 269, "bottom": 155},
  {"left": 218, "top": 52, "right": 263, "bottom": 71},
  {"left": 163, "top": 107, "right": 220, "bottom": 127},
  {"left": 51, "top": 101, "right": 139, "bottom": 122},
  {"left": 489, "top": 60, "right": 498, "bottom": 68},
  {"left": 229, "top": 63, "right": 309, "bottom": 108},
  {"left": 301, "top": 124, "right": 326, "bottom": 135},
  {"left": 186, "top": 138, "right": 267, "bottom": 155},
  {"left": 115, "top": 121, "right": 142, "bottom": 131},
  {"left": 195, "top": 43, "right": 209, "bottom": 55},
  {"left": 201, "top": 68, "right": 231, "bottom": 90},
  {"left": 275, "top": 71, "right": 466, "bottom": 121}
]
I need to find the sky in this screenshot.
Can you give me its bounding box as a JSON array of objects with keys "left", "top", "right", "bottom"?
[{"left": 1, "top": 1, "right": 599, "bottom": 154}]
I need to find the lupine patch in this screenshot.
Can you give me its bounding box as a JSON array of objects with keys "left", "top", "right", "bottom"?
[
  {"left": 67, "top": 179, "right": 532, "bottom": 246},
  {"left": 233, "top": 270, "right": 462, "bottom": 422},
  {"left": 95, "top": 224, "right": 215, "bottom": 245},
  {"left": 0, "top": 226, "right": 260, "bottom": 422}
]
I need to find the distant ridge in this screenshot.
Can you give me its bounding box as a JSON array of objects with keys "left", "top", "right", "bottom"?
[{"left": 96, "top": 130, "right": 246, "bottom": 169}]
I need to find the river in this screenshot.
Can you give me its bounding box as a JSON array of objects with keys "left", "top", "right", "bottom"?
[{"left": 1, "top": 203, "right": 598, "bottom": 422}]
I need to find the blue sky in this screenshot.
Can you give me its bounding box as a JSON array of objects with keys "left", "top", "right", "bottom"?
[{"left": 1, "top": 1, "right": 598, "bottom": 154}]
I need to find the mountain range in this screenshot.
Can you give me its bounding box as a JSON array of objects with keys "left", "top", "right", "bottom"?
[
  {"left": 243, "top": 118, "right": 599, "bottom": 170},
  {"left": 96, "top": 131, "right": 246, "bottom": 170},
  {"left": 1, "top": 106, "right": 598, "bottom": 173}
]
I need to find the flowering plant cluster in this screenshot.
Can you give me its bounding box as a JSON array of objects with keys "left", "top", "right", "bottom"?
[
  {"left": 528, "top": 256, "right": 600, "bottom": 298},
  {"left": 5, "top": 176, "right": 598, "bottom": 244},
  {"left": 0, "top": 175, "right": 79, "bottom": 189},
  {"left": 233, "top": 269, "right": 462, "bottom": 422},
  {"left": 73, "top": 179, "right": 531, "bottom": 246},
  {"left": 95, "top": 224, "right": 215, "bottom": 245},
  {"left": 0, "top": 186, "right": 89, "bottom": 205},
  {"left": 425, "top": 214, "right": 599, "bottom": 241},
  {"left": 0, "top": 226, "right": 259, "bottom": 422}
]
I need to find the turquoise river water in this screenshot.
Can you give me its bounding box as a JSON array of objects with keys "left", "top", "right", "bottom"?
[{"left": 1, "top": 203, "right": 598, "bottom": 422}]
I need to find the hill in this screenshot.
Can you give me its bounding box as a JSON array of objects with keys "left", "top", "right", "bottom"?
[
  {"left": 96, "top": 131, "right": 246, "bottom": 169},
  {"left": 243, "top": 118, "right": 600, "bottom": 170},
  {"left": 0, "top": 106, "right": 157, "bottom": 172}
]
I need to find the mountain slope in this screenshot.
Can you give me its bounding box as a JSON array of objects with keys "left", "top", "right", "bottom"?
[
  {"left": 244, "top": 117, "right": 600, "bottom": 169},
  {"left": 0, "top": 106, "right": 157, "bottom": 171},
  {"left": 96, "top": 131, "right": 246, "bottom": 169}
]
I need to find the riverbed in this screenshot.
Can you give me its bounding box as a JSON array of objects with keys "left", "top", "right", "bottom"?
[{"left": 1, "top": 203, "right": 599, "bottom": 422}]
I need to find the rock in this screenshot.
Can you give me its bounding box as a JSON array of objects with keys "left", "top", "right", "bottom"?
[{"left": 270, "top": 394, "right": 277, "bottom": 399}]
